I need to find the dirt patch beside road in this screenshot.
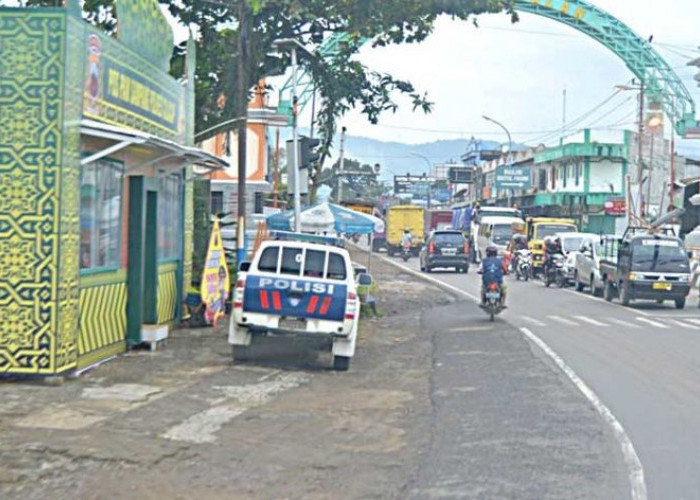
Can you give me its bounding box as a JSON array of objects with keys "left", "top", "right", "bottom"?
[{"left": 0, "top": 248, "right": 451, "bottom": 500}]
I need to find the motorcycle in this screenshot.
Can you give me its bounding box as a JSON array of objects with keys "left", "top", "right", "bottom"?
[
  {"left": 480, "top": 281, "right": 504, "bottom": 322},
  {"left": 544, "top": 253, "right": 566, "bottom": 288},
  {"left": 401, "top": 241, "right": 412, "bottom": 262},
  {"left": 514, "top": 249, "right": 532, "bottom": 281}
]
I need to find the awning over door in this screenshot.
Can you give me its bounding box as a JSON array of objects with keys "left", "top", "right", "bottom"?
[{"left": 79, "top": 119, "right": 228, "bottom": 175}]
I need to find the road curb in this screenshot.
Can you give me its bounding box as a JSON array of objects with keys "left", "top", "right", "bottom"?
[{"left": 348, "top": 243, "right": 479, "bottom": 303}]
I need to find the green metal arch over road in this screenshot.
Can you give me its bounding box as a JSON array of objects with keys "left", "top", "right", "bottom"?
[{"left": 280, "top": 0, "right": 698, "bottom": 137}]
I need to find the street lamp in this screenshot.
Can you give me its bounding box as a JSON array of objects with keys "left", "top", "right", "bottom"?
[
  {"left": 272, "top": 38, "right": 315, "bottom": 232},
  {"left": 482, "top": 115, "right": 513, "bottom": 206}
]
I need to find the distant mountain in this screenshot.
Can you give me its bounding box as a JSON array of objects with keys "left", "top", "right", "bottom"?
[
  {"left": 341, "top": 136, "right": 501, "bottom": 182},
  {"left": 291, "top": 128, "right": 518, "bottom": 182}
]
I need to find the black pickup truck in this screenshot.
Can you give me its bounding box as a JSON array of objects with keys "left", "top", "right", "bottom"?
[{"left": 599, "top": 231, "right": 692, "bottom": 309}]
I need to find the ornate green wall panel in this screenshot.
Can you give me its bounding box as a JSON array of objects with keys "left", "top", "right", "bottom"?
[{"left": 0, "top": 10, "right": 74, "bottom": 374}]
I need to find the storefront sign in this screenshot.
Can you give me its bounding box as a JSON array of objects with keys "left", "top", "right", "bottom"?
[
  {"left": 201, "top": 218, "right": 230, "bottom": 327},
  {"left": 82, "top": 31, "right": 185, "bottom": 140},
  {"left": 604, "top": 198, "right": 626, "bottom": 216},
  {"left": 495, "top": 166, "right": 531, "bottom": 190}
]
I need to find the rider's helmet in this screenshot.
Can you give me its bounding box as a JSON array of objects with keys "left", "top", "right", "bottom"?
[
  {"left": 486, "top": 245, "right": 498, "bottom": 258},
  {"left": 404, "top": 228, "right": 410, "bottom": 233},
  {"left": 514, "top": 234, "right": 526, "bottom": 245}
]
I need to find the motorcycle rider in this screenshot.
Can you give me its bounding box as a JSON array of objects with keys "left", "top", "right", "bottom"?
[
  {"left": 508, "top": 234, "right": 529, "bottom": 271},
  {"left": 478, "top": 245, "right": 508, "bottom": 306},
  {"left": 543, "top": 235, "right": 563, "bottom": 277}
]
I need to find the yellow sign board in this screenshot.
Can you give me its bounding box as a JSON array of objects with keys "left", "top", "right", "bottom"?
[{"left": 201, "top": 218, "right": 230, "bottom": 327}]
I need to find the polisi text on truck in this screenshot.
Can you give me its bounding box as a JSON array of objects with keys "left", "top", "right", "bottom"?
[{"left": 258, "top": 278, "right": 335, "bottom": 295}]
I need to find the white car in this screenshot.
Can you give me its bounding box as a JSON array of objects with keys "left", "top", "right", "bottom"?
[
  {"left": 230, "top": 239, "right": 361, "bottom": 371},
  {"left": 557, "top": 232, "right": 598, "bottom": 284},
  {"left": 574, "top": 235, "right": 608, "bottom": 296}
]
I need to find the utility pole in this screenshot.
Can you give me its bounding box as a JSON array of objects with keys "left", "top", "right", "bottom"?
[
  {"left": 562, "top": 88, "right": 567, "bottom": 139},
  {"left": 337, "top": 126, "right": 347, "bottom": 203},
  {"left": 636, "top": 80, "right": 645, "bottom": 219},
  {"left": 235, "top": 0, "right": 249, "bottom": 264}
]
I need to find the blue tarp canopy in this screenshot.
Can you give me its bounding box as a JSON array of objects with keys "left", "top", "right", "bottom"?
[{"left": 266, "top": 202, "right": 382, "bottom": 235}]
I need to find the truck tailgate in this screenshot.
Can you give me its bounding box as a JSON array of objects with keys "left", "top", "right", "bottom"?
[{"left": 243, "top": 275, "right": 347, "bottom": 322}]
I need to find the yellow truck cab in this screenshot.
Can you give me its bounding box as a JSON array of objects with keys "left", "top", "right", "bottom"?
[
  {"left": 526, "top": 217, "right": 578, "bottom": 273},
  {"left": 386, "top": 205, "right": 425, "bottom": 256}
]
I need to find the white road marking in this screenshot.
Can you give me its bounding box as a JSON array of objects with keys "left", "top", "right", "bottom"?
[
  {"left": 547, "top": 315, "right": 579, "bottom": 326},
  {"left": 520, "top": 328, "right": 647, "bottom": 500},
  {"left": 669, "top": 319, "right": 700, "bottom": 330},
  {"left": 561, "top": 288, "right": 651, "bottom": 316},
  {"left": 163, "top": 373, "right": 308, "bottom": 443},
  {"left": 522, "top": 316, "right": 547, "bottom": 327},
  {"left": 573, "top": 316, "right": 609, "bottom": 327},
  {"left": 449, "top": 326, "right": 494, "bottom": 333},
  {"left": 636, "top": 317, "right": 669, "bottom": 329},
  {"left": 608, "top": 318, "right": 641, "bottom": 329},
  {"left": 684, "top": 318, "right": 700, "bottom": 326}
]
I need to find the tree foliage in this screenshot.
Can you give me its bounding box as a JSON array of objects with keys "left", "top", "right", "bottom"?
[{"left": 316, "top": 158, "right": 388, "bottom": 201}]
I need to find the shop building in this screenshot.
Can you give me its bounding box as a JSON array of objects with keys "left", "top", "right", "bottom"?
[{"left": 0, "top": 1, "right": 225, "bottom": 376}]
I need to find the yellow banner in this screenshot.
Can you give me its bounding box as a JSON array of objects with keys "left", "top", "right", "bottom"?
[{"left": 201, "top": 218, "right": 230, "bottom": 327}]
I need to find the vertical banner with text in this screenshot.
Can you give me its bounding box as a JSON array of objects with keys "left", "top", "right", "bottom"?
[{"left": 201, "top": 218, "right": 230, "bottom": 327}]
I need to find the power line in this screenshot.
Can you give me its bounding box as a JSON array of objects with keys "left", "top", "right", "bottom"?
[{"left": 528, "top": 89, "right": 632, "bottom": 145}]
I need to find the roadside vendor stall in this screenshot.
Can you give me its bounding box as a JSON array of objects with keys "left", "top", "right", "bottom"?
[{"left": 0, "top": 1, "right": 226, "bottom": 376}]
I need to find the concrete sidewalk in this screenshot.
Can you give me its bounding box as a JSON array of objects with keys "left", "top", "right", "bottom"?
[{"left": 0, "top": 250, "right": 451, "bottom": 499}]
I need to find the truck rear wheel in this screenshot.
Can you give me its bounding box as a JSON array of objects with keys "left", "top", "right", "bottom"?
[{"left": 332, "top": 355, "right": 350, "bottom": 371}]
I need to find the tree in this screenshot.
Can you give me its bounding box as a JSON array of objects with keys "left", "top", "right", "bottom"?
[{"left": 317, "top": 158, "right": 388, "bottom": 202}]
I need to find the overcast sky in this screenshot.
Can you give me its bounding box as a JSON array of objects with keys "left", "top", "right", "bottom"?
[{"left": 280, "top": 0, "right": 700, "bottom": 157}]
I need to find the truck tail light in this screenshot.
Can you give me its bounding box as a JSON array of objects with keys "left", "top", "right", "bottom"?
[
  {"left": 234, "top": 278, "right": 245, "bottom": 309},
  {"left": 428, "top": 241, "right": 435, "bottom": 254},
  {"left": 345, "top": 291, "right": 358, "bottom": 321}
]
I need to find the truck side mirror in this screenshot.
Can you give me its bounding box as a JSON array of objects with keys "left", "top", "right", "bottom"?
[
  {"left": 238, "top": 261, "right": 251, "bottom": 272},
  {"left": 357, "top": 273, "right": 373, "bottom": 286}
]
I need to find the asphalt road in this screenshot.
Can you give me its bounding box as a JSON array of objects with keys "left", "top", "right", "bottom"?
[{"left": 395, "top": 252, "right": 700, "bottom": 500}]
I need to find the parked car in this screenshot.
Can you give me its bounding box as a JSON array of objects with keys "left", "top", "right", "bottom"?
[
  {"left": 574, "top": 236, "right": 609, "bottom": 296},
  {"left": 420, "top": 230, "right": 470, "bottom": 273},
  {"left": 557, "top": 232, "right": 598, "bottom": 285},
  {"left": 230, "top": 238, "right": 362, "bottom": 371}
]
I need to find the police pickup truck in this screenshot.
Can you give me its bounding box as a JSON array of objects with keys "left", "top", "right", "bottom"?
[{"left": 229, "top": 239, "right": 360, "bottom": 371}]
